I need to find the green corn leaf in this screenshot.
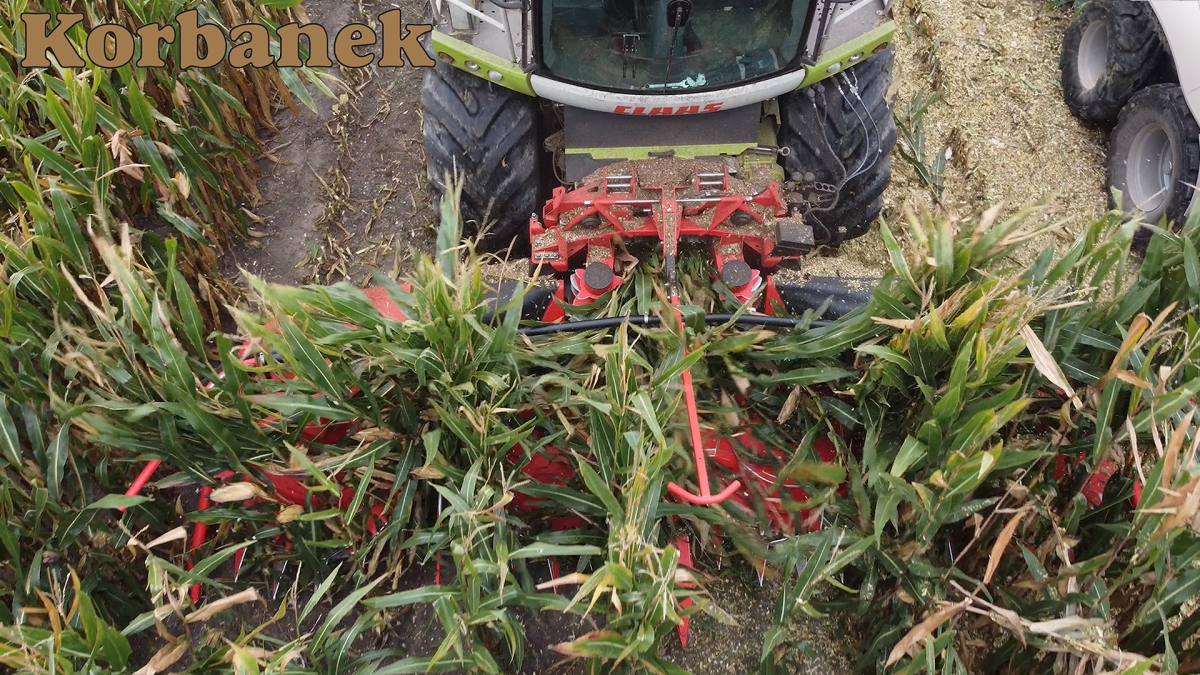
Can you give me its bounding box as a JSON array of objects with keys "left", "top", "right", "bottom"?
[
  {"left": 890, "top": 436, "right": 927, "bottom": 477},
  {"left": 343, "top": 461, "right": 373, "bottom": 528},
  {"left": 191, "top": 541, "right": 256, "bottom": 581},
  {"left": 513, "top": 483, "right": 606, "bottom": 516},
  {"left": 130, "top": 134, "right": 172, "bottom": 188},
  {"left": 629, "top": 391, "right": 665, "bottom": 448},
  {"left": 277, "top": 67, "right": 317, "bottom": 113},
  {"left": 170, "top": 268, "right": 207, "bottom": 355},
  {"left": 125, "top": 72, "right": 157, "bottom": 135},
  {"left": 48, "top": 186, "right": 90, "bottom": 271},
  {"left": 276, "top": 314, "right": 343, "bottom": 396},
  {"left": 857, "top": 345, "right": 915, "bottom": 376},
  {"left": 20, "top": 138, "right": 87, "bottom": 189},
  {"left": 299, "top": 564, "right": 343, "bottom": 625},
  {"left": 42, "top": 90, "right": 81, "bottom": 156},
  {"left": 366, "top": 656, "right": 474, "bottom": 675},
  {"left": 553, "top": 630, "right": 630, "bottom": 659},
  {"left": 509, "top": 542, "right": 603, "bottom": 559},
  {"left": 20, "top": 405, "right": 46, "bottom": 467},
  {"left": 230, "top": 643, "right": 262, "bottom": 675},
  {"left": 576, "top": 458, "right": 624, "bottom": 525},
  {"left": 158, "top": 202, "right": 206, "bottom": 242},
  {"left": 880, "top": 221, "right": 916, "bottom": 289},
  {"left": 46, "top": 425, "right": 70, "bottom": 501},
  {"left": 0, "top": 395, "right": 21, "bottom": 467},
  {"left": 1183, "top": 235, "right": 1200, "bottom": 294},
  {"left": 366, "top": 586, "right": 459, "bottom": 610},
  {"left": 87, "top": 494, "right": 151, "bottom": 510},
  {"left": 783, "top": 461, "right": 847, "bottom": 486},
  {"left": 243, "top": 394, "right": 357, "bottom": 420}
]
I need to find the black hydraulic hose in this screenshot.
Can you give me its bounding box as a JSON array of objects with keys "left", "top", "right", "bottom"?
[{"left": 518, "top": 314, "right": 831, "bottom": 337}]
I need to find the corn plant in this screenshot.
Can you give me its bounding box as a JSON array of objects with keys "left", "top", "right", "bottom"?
[
  {"left": 5, "top": 35, "right": 1200, "bottom": 670},
  {"left": 746, "top": 207, "right": 1200, "bottom": 674},
  {"left": 894, "top": 92, "right": 947, "bottom": 204},
  {"left": 0, "top": 0, "right": 331, "bottom": 660},
  {"left": 523, "top": 324, "right": 703, "bottom": 674}
]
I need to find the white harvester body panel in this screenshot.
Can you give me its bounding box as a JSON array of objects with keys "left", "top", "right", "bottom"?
[
  {"left": 1147, "top": 0, "right": 1200, "bottom": 116},
  {"left": 529, "top": 68, "right": 809, "bottom": 115},
  {"left": 1147, "top": 0, "right": 1200, "bottom": 218}
]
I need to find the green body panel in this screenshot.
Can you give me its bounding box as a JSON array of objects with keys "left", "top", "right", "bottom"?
[
  {"left": 566, "top": 117, "right": 784, "bottom": 180},
  {"left": 798, "top": 21, "right": 895, "bottom": 89},
  {"left": 431, "top": 18, "right": 893, "bottom": 169},
  {"left": 432, "top": 19, "right": 893, "bottom": 99},
  {"left": 430, "top": 31, "right": 535, "bottom": 96},
  {"left": 741, "top": 119, "right": 786, "bottom": 181}
]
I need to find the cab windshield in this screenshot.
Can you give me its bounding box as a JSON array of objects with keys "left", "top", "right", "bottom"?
[{"left": 540, "top": 0, "right": 811, "bottom": 92}]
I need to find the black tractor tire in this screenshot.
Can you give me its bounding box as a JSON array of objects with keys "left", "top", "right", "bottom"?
[
  {"left": 422, "top": 60, "right": 540, "bottom": 252},
  {"left": 1059, "top": 0, "right": 1165, "bottom": 124},
  {"left": 777, "top": 45, "right": 897, "bottom": 246},
  {"left": 1107, "top": 84, "right": 1200, "bottom": 247}
]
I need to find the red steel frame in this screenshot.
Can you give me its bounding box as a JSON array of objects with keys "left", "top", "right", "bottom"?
[
  {"left": 529, "top": 166, "right": 805, "bottom": 508},
  {"left": 530, "top": 166, "right": 793, "bottom": 307}
]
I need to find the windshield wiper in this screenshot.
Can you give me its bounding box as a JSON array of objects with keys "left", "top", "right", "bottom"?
[
  {"left": 661, "top": 0, "right": 691, "bottom": 87},
  {"left": 645, "top": 73, "right": 706, "bottom": 90}
]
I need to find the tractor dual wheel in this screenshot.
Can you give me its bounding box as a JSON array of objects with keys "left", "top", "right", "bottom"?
[
  {"left": 422, "top": 61, "right": 541, "bottom": 252},
  {"left": 1107, "top": 84, "right": 1200, "bottom": 247},
  {"left": 777, "top": 45, "right": 898, "bottom": 246},
  {"left": 1060, "top": 0, "right": 1165, "bottom": 124}
]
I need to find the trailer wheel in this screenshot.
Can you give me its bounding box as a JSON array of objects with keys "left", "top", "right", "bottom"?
[
  {"left": 422, "top": 61, "right": 540, "bottom": 252},
  {"left": 1107, "top": 84, "right": 1200, "bottom": 247},
  {"left": 1060, "top": 0, "right": 1165, "bottom": 124},
  {"left": 777, "top": 45, "right": 897, "bottom": 246}
]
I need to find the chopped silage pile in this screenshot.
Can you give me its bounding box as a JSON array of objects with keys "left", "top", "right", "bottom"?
[{"left": 802, "top": 0, "right": 1111, "bottom": 280}]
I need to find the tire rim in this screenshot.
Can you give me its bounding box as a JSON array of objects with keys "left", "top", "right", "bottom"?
[
  {"left": 1126, "top": 122, "right": 1175, "bottom": 218},
  {"left": 1078, "top": 20, "right": 1107, "bottom": 90}
]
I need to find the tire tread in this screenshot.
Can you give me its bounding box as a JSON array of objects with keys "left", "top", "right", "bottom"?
[
  {"left": 1060, "top": 0, "right": 1165, "bottom": 123},
  {"left": 777, "top": 46, "right": 897, "bottom": 245},
  {"left": 1106, "top": 84, "right": 1200, "bottom": 248},
  {"left": 422, "top": 61, "right": 539, "bottom": 250}
]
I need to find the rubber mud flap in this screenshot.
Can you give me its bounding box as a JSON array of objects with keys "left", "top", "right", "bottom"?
[
  {"left": 769, "top": 277, "right": 875, "bottom": 319},
  {"left": 483, "top": 279, "right": 558, "bottom": 323}
]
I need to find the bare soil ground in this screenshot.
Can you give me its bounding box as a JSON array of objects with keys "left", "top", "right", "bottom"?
[
  {"left": 219, "top": 0, "right": 437, "bottom": 287},
  {"left": 217, "top": 0, "right": 1111, "bottom": 670}
]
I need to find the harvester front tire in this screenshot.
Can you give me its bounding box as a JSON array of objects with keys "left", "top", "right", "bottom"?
[
  {"left": 1106, "top": 84, "right": 1200, "bottom": 247},
  {"left": 422, "top": 61, "right": 539, "bottom": 252},
  {"left": 1060, "top": 0, "right": 1165, "bottom": 124},
  {"left": 777, "top": 46, "right": 897, "bottom": 246}
]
